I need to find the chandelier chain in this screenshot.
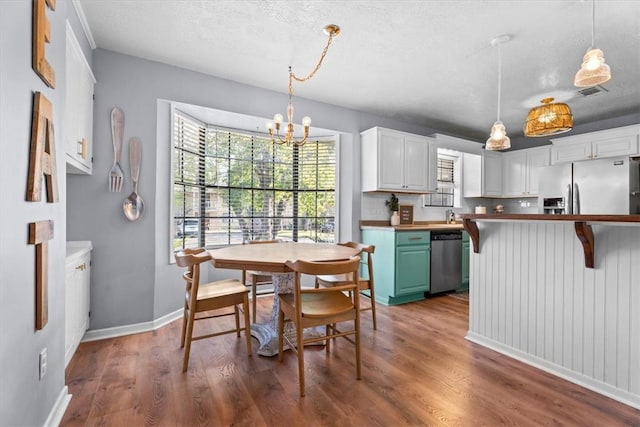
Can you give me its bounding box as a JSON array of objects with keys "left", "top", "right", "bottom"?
[{"left": 291, "top": 33, "right": 336, "bottom": 84}]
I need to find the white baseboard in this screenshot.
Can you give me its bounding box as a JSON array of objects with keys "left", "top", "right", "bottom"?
[
  {"left": 465, "top": 331, "right": 640, "bottom": 411},
  {"left": 44, "top": 386, "right": 71, "bottom": 427},
  {"left": 81, "top": 309, "right": 182, "bottom": 343}
]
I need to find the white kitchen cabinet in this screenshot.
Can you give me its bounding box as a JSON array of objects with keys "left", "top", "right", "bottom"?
[
  {"left": 65, "top": 241, "right": 92, "bottom": 367},
  {"left": 361, "top": 127, "right": 437, "bottom": 193},
  {"left": 64, "top": 21, "right": 96, "bottom": 175},
  {"left": 550, "top": 124, "right": 640, "bottom": 164},
  {"left": 462, "top": 151, "right": 503, "bottom": 197},
  {"left": 502, "top": 146, "right": 550, "bottom": 197},
  {"left": 481, "top": 151, "right": 503, "bottom": 196}
]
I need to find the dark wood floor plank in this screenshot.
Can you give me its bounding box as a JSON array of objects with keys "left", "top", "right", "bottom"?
[{"left": 61, "top": 294, "right": 640, "bottom": 426}]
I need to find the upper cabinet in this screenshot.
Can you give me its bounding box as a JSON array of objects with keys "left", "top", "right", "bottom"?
[
  {"left": 462, "top": 151, "right": 503, "bottom": 197},
  {"left": 64, "top": 22, "right": 96, "bottom": 175},
  {"left": 502, "top": 146, "right": 550, "bottom": 197},
  {"left": 361, "top": 127, "right": 437, "bottom": 193},
  {"left": 550, "top": 125, "right": 640, "bottom": 164}
]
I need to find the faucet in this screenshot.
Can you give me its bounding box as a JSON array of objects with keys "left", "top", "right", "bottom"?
[{"left": 445, "top": 209, "right": 455, "bottom": 224}]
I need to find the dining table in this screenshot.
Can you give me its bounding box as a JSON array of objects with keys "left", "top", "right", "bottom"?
[{"left": 209, "top": 242, "right": 360, "bottom": 356}]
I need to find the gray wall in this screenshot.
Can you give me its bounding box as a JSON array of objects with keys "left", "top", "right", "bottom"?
[{"left": 0, "top": 0, "right": 87, "bottom": 425}]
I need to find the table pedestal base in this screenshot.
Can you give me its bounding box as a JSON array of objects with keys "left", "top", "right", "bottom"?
[{"left": 249, "top": 272, "right": 325, "bottom": 357}]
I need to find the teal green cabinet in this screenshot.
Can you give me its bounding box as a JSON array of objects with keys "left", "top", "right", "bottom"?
[
  {"left": 362, "top": 229, "right": 430, "bottom": 305},
  {"left": 459, "top": 230, "right": 470, "bottom": 291}
]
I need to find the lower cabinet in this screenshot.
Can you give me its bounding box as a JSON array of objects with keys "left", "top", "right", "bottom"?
[
  {"left": 459, "top": 231, "right": 470, "bottom": 291},
  {"left": 65, "top": 242, "right": 92, "bottom": 367},
  {"left": 362, "top": 229, "right": 430, "bottom": 305}
]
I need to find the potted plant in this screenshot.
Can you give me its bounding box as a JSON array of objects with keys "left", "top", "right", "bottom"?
[{"left": 386, "top": 193, "right": 400, "bottom": 225}]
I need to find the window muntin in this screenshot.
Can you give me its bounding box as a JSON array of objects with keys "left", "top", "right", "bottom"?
[
  {"left": 172, "top": 111, "right": 336, "bottom": 251},
  {"left": 424, "top": 156, "right": 455, "bottom": 207}
]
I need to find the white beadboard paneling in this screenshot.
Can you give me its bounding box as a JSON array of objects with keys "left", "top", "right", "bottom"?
[{"left": 467, "top": 220, "right": 640, "bottom": 409}]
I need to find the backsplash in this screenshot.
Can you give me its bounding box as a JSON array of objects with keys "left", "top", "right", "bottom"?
[{"left": 361, "top": 193, "right": 538, "bottom": 221}]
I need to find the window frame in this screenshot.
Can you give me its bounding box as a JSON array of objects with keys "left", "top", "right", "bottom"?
[
  {"left": 424, "top": 152, "right": 456, "bottom": 207},
  {"left": 170, "top": 107, "right": 339, "bottom": 254}
]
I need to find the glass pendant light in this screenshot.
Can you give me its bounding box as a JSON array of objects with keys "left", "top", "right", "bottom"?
[
  {"left": 574, "top": 0, "right": 611, "bottom": 87},
  {"left": 486, "top": 35, "right": 511, "bottom": 151}
]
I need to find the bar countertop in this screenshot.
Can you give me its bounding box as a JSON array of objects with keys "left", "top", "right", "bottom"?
[{"left": 459, "top": 213, "right": 640, "bottom": 223}]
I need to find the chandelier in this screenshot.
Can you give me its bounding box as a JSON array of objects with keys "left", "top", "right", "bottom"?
[
  {"left": 574, "top": 0, "right": 611, "bottom": 87},
  {"left": 486, "top": 35, "right": 511, "bottom": 151},
  {"left": 266, "top": 24, "right": 340, "bottom": 146},
  {"left": 524, "top": 97, "right": 573, "bottom": 137}
]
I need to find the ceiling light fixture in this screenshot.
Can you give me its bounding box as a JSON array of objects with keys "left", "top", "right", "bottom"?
[
  {"left": 266, "top": 24, "right": 340, "bottom": 147},
  {"left": 486, "top": 35, "right": 511, "bottom": 151},
  {"left": 524, "top": 97, "right": 573, "bottom": 137},
  {"left": 574, "top": 0, "right": 611, "bottom": 87}
]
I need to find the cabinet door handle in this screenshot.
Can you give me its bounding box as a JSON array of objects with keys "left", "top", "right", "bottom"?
[
  {"left": 77, "top": 138, "right": 87, "bottom": 159},
  {"left": 75, "top": 263, "right": 86, "bottom": 271},
  {"left": 408, "top": 237, "right": 423, "bottom": 241}
]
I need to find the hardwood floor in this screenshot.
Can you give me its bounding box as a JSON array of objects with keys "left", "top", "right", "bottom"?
[{"left": 61, "top": 295, "right": 640, "bottom": 426}]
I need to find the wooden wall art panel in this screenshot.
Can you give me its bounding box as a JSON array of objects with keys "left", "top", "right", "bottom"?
[
  {"left": 32, "top": 0, "right": 56, "bottom": 88},
  {"left": 27, "top": 92, "right": 58, "bottom": 202},
  {"left": 28, "top": 220, "right": 54, "bottom": 330}
]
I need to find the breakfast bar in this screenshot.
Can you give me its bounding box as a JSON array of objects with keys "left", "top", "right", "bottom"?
[{"left": 459, "top": 214, "right": 640, "bottom": 409}]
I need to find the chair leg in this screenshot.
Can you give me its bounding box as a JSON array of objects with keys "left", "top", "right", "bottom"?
[
  {"left": 325, "top": 324, "right": 331, "bottom": 353},
  {"left": 234, "top": 305, "right": 241, "bottom": 337},
  {"left": 243, "top": 294, "right": 252, "bottom": 356},
  {"left": 355, "top": 312, "right": 361, "bottom": 380},
  {"left": 252, "top": 276, "right": 258, "bottom": 323},
  {"left": 182, "top": 311, "right": 196, "bottom": 372},
  {"left": 369, "top": 287, "right": 377, "bottom": 330},
  {"left": 277, "top": 307, "right": 285, "bottom": 362},
  {"left": 180, "top": 305, "right": 188, "bottom": 348},
  {"left": 296, "top": 321, "right": 305, "bottom": 397}
]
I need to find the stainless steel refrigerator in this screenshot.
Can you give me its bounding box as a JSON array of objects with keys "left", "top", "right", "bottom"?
[{"left": 538, "top": 156, "right": 640, "bottom": 214}]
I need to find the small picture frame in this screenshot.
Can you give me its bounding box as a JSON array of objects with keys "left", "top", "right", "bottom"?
[{"left": 399, "top": 205, "right": 413, "bottom": 225}]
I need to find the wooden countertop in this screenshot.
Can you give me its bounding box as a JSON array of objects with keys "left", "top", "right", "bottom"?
[
  {"left": 459, "top": 213, "right": 640, "bottom": 223},
  {"left": 360, "top": 220, "right": 464, "bottom": 231}
]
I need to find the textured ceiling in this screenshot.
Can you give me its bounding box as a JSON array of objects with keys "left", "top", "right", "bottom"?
[{"left": 78, "top": 0, "right": 640, "bottom": 143}]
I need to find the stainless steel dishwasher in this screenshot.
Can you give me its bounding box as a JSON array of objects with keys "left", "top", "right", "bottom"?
[{"left": 429, "top": 230, "right": 462, "bottom": 294}]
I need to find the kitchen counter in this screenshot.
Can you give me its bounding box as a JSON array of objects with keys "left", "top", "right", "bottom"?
[
  {"left": 360, "top": 220, "right": 464, "bottom": 231},
  {"left": 459, "top": 213, "right": 640, "bottom": 268}
]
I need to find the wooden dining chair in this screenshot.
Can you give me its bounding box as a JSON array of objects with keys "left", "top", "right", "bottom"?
[
  {"left": 315, "top": 242, "right": 377, "bottom": 330},
  {"left": 174, "top": 248, "right": 252, "bottom": 372},
  {"left": 242, "top": 239, "right": 280, "bottom": 323},
  {"left": 278, "top": 257, "right": 361, "bottom": 397}
]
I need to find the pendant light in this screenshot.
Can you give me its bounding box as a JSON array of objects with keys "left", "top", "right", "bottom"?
[
  {"left": 524, "top": 97, "right": 573, "bottom": 137},
  {"left": 574, "top": 0, "right": 611, "bottom": 87},
  {"left": 486, "top": 35, "right": 511, "bottom": 151}
]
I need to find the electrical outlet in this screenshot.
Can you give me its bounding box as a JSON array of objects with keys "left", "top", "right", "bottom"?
[{"left": 39, "top": 348, "right": 47, "bottom": 380}]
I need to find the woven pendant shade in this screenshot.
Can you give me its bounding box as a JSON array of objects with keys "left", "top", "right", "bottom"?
[{"left": 524, "top": 98, "right": 573, "bottom": 137}]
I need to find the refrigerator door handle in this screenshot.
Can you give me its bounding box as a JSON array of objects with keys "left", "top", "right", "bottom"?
[
  {"left": 573, "top": 183, "right": 580, "bottom": 215},
  {"left": 566, "top": 184, "right": 573, "bottom": 214}
]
